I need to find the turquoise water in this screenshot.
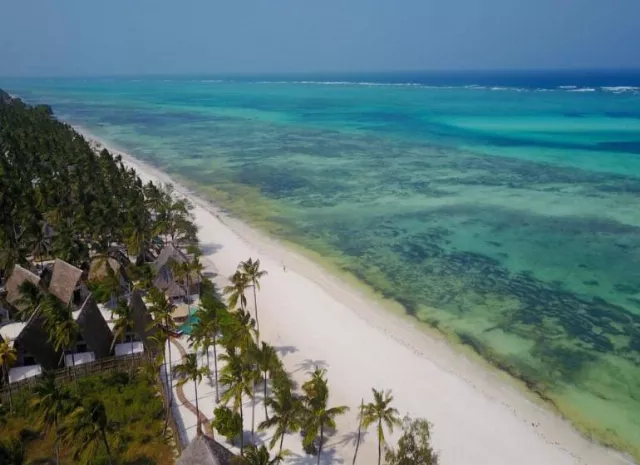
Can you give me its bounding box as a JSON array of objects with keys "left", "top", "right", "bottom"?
[
  {"left": 179, "top": 309, "right": 198, "bottom": 335},
  {"left": 3, "top": 73, "right": 640, "bottom": 458}
]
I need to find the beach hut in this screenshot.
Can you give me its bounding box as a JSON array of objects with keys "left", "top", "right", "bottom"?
[
  {"left": 73, "top": 295, "right": 113, "bottom": 360},
  {"left": 130, "top": 290, "right": 156, "bottom": 352},
  {"left": 176, "top": 434, "right": 235, "bottom": 465},
  {"left": 152, "top": 244, "right": 200, "bottom": 303},
  {"left": 0, "top": 307, "right": 61, "bottom": 377},
  {"left": 49, "top": 259, "right": 88, "bottom": 308},
  {"left": 3, "top": 264, "right": 41, "bottom": 315},
  {"left": 88, "top": 257, "right": 127, "bottom": 288}
]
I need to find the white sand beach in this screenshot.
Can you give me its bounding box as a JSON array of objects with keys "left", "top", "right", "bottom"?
[{"left": 80, "top": 128, "right": 632, "bottom": 465}]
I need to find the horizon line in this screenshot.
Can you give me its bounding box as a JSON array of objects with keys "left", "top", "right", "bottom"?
[{"left": 2, "top": 67, "right": 640, "bottom": 80}]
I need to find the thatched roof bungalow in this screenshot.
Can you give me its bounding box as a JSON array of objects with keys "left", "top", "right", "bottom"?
[
  {"left": 4, "top": 264, "right": 41, "bottom": 313},
  {"left": 3, "top": 307, "right": 61, "bottom": 371},
  {"left": 131, "top": 291, "right": 156, "bottom": 352},
  {"left": 49, "top": 259, "right": 87, "bottom": 307},
  {"left": 73, "top": 295, "right": 113, "bottom": 359},
  {"left": 176, "top": 434, "right": 235, "bottom": 465},
  {"left": 152, "top": 244, "right": 200, "bottom": 300},
  {"left": 88, "top": 257, "right": 124, "bottom": 282}
]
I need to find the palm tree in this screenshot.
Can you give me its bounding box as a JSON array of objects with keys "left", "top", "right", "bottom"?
[
  {"left": 192, "top": 296, "right": 226, "bottom": 402},
  {"left": 220, "top": 308, "right": 256, "bottom": 355},
  {"left": 224, "top": 270, "right": 250, "bottom": 311},
  {"left": 301, "top": 369, "right": 349, "bottom": 464},
  {"left": 174, "top": 353, "right": 210, "bottom": 435},
  {"left": 219, "top": 346, "right": 254, "bottom": 455},
  {"left": 251, "top": 342, "right": 279, "bottom": 421},
  {"left": 41, "top": 295, "right": 80, "bottom": 374},
  {"left": 361, "top": 389, "right": 402, "bottom": 465},
  {"left": 237, "top": 444, "right": 288, "bottom": 465},
  {"left": 259, "top": 370, "right": 303, "bottom": 456},
  {"left": 147, "top": 288, "right": 177, "bottom": 430},
  {"left": 0, "top": 340, "right": 17, "bottom": 412},
  {"left": 238, "top": 258, "right": 267, "bottom": 341},
  {"left": 110, "top": 299, "right": 136, "bottom": 372},
  {"left": 352, "top": 399, "right": 364, "bottom": 465},
  {"left": 30, "top": 373, "right": 72, "bottom": 465},
  {"left": 62, "top": 398, "right": 115, "bottom": 465},
  {"left": 16, "top": 280, "right": 44, "bottom": 321}
]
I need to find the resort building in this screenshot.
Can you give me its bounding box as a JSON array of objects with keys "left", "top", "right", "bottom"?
[
  {"left": 98, "top": 291, "right": 151, "bottom": 358},
  {"left": 66, "top": 295, "right": 114, "bottom": 367},
  {"left": 48, "top": 259, "right": 89, "bottom": 308},
  {"left": 152, "top": 244, "right": 200, "bottom": 304},
  {"left": 2, "top": 264, "right": 41, "bottom": 317},
  {"left": 176, "top": 434, "right": 235, "bottom": 465},
  {"left": 0, "top": 308, "right": 60, "bottom": 382},
  {"left": 88, "top": 257, "right": 128, "bottom": 291}
]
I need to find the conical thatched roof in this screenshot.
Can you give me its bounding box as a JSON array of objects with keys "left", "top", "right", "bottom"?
[
  {"left": 88, "top": 257, "right": 122, "bottom": 281},
  {"left": 152, "top": 244, "right": 187, "bottom": 273},
  {"left": 152, "top": 245, "right": 201, "bottom": 295},
  {"left": 4, "top": 264, "right": 41, "bottom": 311},
  {"left": 49, "top": 259, "right": 83, "bottom": 305},
  {"left": 75, "top": 295, "right": 113, "bottom": 358},
  {"left": 176, "top": 434, "right": 235, "bottom": 465},
  {"left": 131, "top": 291, "right": 156, "bottom": 351},
  {"left": 14, "top": 307, "right": 60, "bottom": 370}
]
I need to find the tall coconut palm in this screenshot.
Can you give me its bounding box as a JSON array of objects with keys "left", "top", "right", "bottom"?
[
  {"left": 0, "top": 340, "right": 17, "bottom": 412},
  {"left": 192, "top": 296, "right": 227, "bottom": 402},
  {"left": 147, "top": 288, "right": 177, "bottom": 429},
  {"left": 30, "top": 373, "right": 72, "bottom": 465},
  {"left": 361, "top": 388, "right": 402, "bottom": 465},
  {"left": 238, "top": 258, "right": 267, "bottom": 341},
  {"left": 219, "top": 346, "right": 254, "bottom": 455},
  {"left": 224, "top": 270, "right": 250, "bottom": 311},
  {"left": 174, "top": 353, "right": 210, "bottom": 435},
  {"left": 41, "top": 295, "right": 80, "bottom": 374},
  {"left": 16, "top": 280, "right": 44, "bottom": 321},
  {"left": 251, "top": 342, "right": 280, "bottom": 421},
  {"left": 62, "top": 398, "right": 115, "bottom": 465},
  {"left": 110, "top": 299, "right": 136, "bottom": 372},
  {"left": 301, "top": 369, "right": 349, "bottom": 465},
  {"left": 259, "top": 370, "right": 303, "bottom": 456}
]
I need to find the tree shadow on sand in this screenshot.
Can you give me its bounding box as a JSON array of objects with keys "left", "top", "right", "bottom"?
[
  {"left": 199, "top": 242, "right": 224, "bottom": 255},
  {"left": 275, "top": 345, "right": 299, "bottom": 356},
  {"left": 295, "top": 359, "right": 328, "bottom": 374},
  {"left": 285, "top": 448, "right": 344, "bottom": 465}
]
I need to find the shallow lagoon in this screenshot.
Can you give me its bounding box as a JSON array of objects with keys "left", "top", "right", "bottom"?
[{"left": 4, "top": 76, "right": 640, "bottom": 458}]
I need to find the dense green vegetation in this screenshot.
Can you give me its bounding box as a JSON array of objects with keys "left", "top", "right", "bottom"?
[
  {"left": 0, "top": 91, "right": 196, "bottom": 277},
  {"left": 0, "top": 371, "right": 174, "bottom": 465}
]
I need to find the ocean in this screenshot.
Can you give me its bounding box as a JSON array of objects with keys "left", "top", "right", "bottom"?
[{"left": 3, "top": 70, "right": 640, "bottom": 457}]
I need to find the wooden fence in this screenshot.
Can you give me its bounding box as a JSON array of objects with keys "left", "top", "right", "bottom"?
[
  {"left": 0, "top": 353, "right": 184, "bottom": 455},
  {"left": 0, "top": 353, "right": 145, "bottom": 399}
]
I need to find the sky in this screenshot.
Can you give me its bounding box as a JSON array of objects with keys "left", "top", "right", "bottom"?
[{"left": 0, "top": 0, "right": 639, "bottom": 77}]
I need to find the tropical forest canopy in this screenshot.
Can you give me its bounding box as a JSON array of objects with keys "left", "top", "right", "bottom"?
[{"left": 0, "top": 90, "right": 196, "bottom": 277}]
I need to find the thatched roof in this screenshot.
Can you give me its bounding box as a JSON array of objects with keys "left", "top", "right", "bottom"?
[
  {"left": 152, "top": 245, "right": 200, "bottom": 296},
  {"left": 152, "top": 244, "right": 187, "bottom": 273},
  {"left": 176, "top": 434, "right": 235, "bottom": 465},
  {"left": 13, "top": 307, "right": 61, "bottom": 370},
  {"left": 88, "top": 258, "right": 122, "bottom": 281},
  {"left": 4, "top": 264, "right": 41, "bottom": 311},
  {"left": 131, "top": 291, "right": 156, "bottom": 352},
  {"left": 49, "top": 259, "right": 83, "bottom": 305},
  {"left": 75, "top": 295, "right": 113, "bottom": 359}
]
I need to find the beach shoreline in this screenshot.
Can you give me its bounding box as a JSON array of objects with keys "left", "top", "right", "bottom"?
[{"left": 76, "top": 125, "right": 634, "bottom": 465}]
